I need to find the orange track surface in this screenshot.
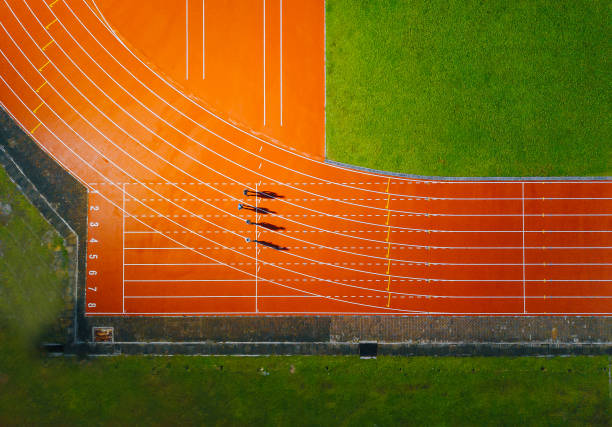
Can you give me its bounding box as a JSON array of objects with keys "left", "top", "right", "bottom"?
[{"left": 1, "top": 0, "right": 610, "bottom": 316}]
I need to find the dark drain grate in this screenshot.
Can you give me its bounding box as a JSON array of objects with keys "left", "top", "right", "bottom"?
[{"left": 359, "top": 342, "right": 378, "bottom": 359}]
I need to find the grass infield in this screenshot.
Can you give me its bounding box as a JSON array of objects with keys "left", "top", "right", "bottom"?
[
  {"left": 325, "top": 0, "right": 611, "bottom": 177},
  {"left": 1, "top": 166, "right": 611, "bottom": 425}
]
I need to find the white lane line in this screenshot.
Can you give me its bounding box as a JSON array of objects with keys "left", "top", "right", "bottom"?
[
  {"left": 522, "top": 182, "right": 526, "bottom": 313},
  {"left": 263, "top": 0, "right": 266, "bottom": 126},
  {"left": 125, "top": 263, "right": 220, "bottom": 266},
  {"left": 122, "top": 295, "right": 612, "bottom": 299},
  {"left": 125, "top": 247, "right": 188, "bottom": 250},
  {"left": 280, "top": 0, "right": 282, "bottom": 126},
  {"left": 124, "top": 279, "right": 256, "bottom": 282},
  {"left": 185, "top": 0, "right": 189, "bottom": 80}
]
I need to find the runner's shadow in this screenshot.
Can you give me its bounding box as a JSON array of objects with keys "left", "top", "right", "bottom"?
[
  {"left": 244, "top": 190, "right": 284, "bottom": 199},
  {"left": 255, "top": 222, "right": 285, "bottom": 231},
  {"left": 256, "top": 191, "right": 284, "bottom": 199},
  {"left": 239, "top": 204, "right": 276, "bottom": 215},
  {"left": 252, "top": 239, "right": 289, "bottom": 251}
]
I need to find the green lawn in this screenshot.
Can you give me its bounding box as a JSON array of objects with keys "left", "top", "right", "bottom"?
[
  {"left": 1, "top": 166, "right": 611, "bottom": 425},
  {"left": 325, "top": 0, "right": 611, "bottom": 176}
]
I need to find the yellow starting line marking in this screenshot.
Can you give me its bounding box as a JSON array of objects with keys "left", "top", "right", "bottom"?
[
  {"left": 33, "top": 102, "right": 44, "bottom": 114},
  {"left": 45, "top": 19, "right": 57, "bottom": 29},
  {"left": 30, "top": 122, "right": 42, "bottom": 134},
  {"left": 38, "top": 61, "right": 50, "bottom": 72},
  {"left": 35, "top": 81, "right": 47, "bottom": 92},
  {"left": 48, "top": 0, "right": 60, "bottom": 7},
  {"left": 42, "top": 39, "right": 55, "bottom": 51},
  {"left": 384, "top": 177, "right": 392, "bottom": 307}
]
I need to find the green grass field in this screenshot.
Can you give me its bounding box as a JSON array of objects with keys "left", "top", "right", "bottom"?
[
  {"left": 1, "top": 166, "right": 611, "bottom": 425},
  {"left": 326, "top": 0, "right": 611, "bottom": 176}
]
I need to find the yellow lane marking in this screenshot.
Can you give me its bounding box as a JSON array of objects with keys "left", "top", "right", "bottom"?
[
  {"left": 42, "top": 39, "right": 55, "bottom": 51},
  {"left": 38, "top": 61, "right": 50, "bottom": 72},
  {"left": 35, "top": 81, "right": 47, "bottom": 92},
  {"left": 45, "top": 19, "right": 57, "bottom": 29},
  {"left": 30, "top": 122, "right": 42, "bottom": 134},
  {"left": 33, "top": 102, "right": 44, "bottom": 114},
  {"left": 48, "top": 0, "right": 60, "bottom": 7},
  {"left": 384, "top": 178, "right": 392, "bottom": 307}
]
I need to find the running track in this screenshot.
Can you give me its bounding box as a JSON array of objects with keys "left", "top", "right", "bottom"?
[{"left": 1, "top": 0, "right": 610, "bottom": 316}]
